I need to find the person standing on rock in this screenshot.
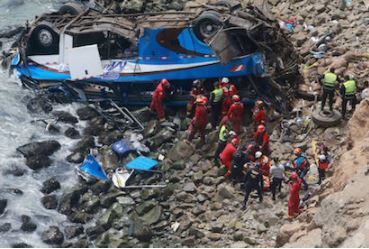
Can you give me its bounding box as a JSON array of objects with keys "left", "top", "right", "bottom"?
[
  {"left": 220, "top": 77, "right": 238, "bottom": 117},
  {"left": 187, "top": 79, "right": 205, "bottom": 117},
  {"left": 209, "top": 81, "right": 223, "bottom": 128},
  {"left": 292, "top": 148, "right": 310, "bottom": 190},
  {"left": 320, "top": 68, "right": 338, "bottom": 111},
  {"left": 254, "top": 125, "right": 270, "bottom": 155},
  {"left": 225, "top": 95, "right": 244, "bottom": 134},
  {"left": 220, "top": 137, "right": 239, "bottom": 177},
  {"left": 188, "top": 95, "right": 209, "bottom": 145},
  {"left": 288, "top": 172, "right": 302, "bottom": 218},
  {"left": 150, "top": 79, "right": 171, "bottom": 122},
  {"left": 252, "top": 100, "right": 267, "bottom": 130},
  {"left": 340, "top": 75, "right": 357, "bottom": 119},
  {"left": 270, "top": 158, "right": 285, "bottom": 200},
  {"left": 231, "top": 145, "right": 248, "bottom": 184},
  {"left": 242, "top": 163, "right": 263, "bottom": 210}
]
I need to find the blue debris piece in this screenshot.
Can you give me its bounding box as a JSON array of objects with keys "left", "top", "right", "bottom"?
[
  {"left": 79, "top": 154, "right": 109, "bottom": 181},
  {"left": 126, "top": 156, "right": 159, "bottom": 171},
  {"left": 111, "top": 139, "right": 135, "bottom": 157}
]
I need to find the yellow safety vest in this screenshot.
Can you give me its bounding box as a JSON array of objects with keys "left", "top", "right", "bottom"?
[
  {"left": 323, "top": 72, "right": 337, "bottom": 88},
  {"left": 212, "top": 88, "right": 223, "bottom": 103},
  {"left": 343, "top": 80, "right": 356, "bottom": 95},
  {"left": 219, "top": 125, "right": 228, "bottom": 141}
]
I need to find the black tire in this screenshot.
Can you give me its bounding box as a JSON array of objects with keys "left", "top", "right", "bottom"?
[
  {"left": 58, "top": 2, "right": 85, "bottom": 15},
  {"left": 31, "top": 22, "right": 59, "bottom": 54},
  {"left": 192, "top": 11, "right": 222, "bottom": 41},
  {"left": 312, "top": 109, "right": 342, "bottom": 128}
]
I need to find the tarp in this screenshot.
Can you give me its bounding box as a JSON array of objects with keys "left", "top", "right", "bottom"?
[
  {"left": 79, "top": 154, "right": 109, "bottom": 181},
  {"left": 111, "top": 139, "right": 135, "bottom": 156},
  {"left": 126, "top": 156, "right": 158, "bottom": 171}
]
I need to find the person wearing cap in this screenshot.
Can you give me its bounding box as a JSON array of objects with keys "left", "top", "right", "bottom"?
[
  {"left": 150, "top": 79, "right": 171, "bottom": 121},
  {"left": 292, "top": 148, "right": 310, "bottom": 190},
  {"left": 317, "top": 154, "right": 329, "bottom": 184},
  {"left": 220, "top": 77, "right": 238, "bottom": 117},
  {"left": 188, "top": 95, "right": 209, "bottom": 145},
  {"left": 252, "top": 100, "right": 267, "bottom": 130},
  {"left": 269, "top": 158, "right": 285, "bottom": 200},
  {"left": 254, "top": 124, "right": 270, "bottom": 155},
  {"left": 220, "top": 137, "right": 239, "bottom": 177},
  {"left": 320, "top": 68, "right": 338, "bottom": 111},
  {"left": 288, "top": 172, "right": 302, "bottom": 218},
  {"left": 209, "top": 82, "right": 223, "bottom": 128},
  {"left": 187, "top": 79, "right": 205, "bottom": 117},
  {"left": 226, "top": 95, "right": 244, "bottom": 134},
  {"left": 340, "top": 75, "right": 357, "bottom": 119},
  {"left": 242, "top": 162, "right": 263, "bottom": 210},
  {"left": 255, "top": 151, "right": 271, "bottom": 177}
]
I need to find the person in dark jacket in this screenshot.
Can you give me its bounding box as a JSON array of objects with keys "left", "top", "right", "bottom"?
[
  {"left": 231, "top": 145, "right": 248, "bottom": 184},
  {"left": 242, "top": 164, "right": 263, "bottom": 209}
]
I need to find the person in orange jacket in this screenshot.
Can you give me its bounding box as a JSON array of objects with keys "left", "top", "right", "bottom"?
[
  {"left": 187, "top": 79, "right": 205, "bottom": 117},
  {"left": 288, "top": 172, "right": 302, "bottom": 218},
  {"left": 227, "top": 95, "right": 244, "bottom": 134},
  {"left": 252, "top": 100, "right": 267, "bottom": 130},
  {"left": 188, "top": 95, "right": 209, "bottom": 145},
  {"left": 150, "top": 79, "right": 171, "bottom": 121},
  {"left": 220, "top": 77, "right": 238, "bottom": 117},
  {"left": 255, "top": 151, "right": 271, "bottom": 177},
  {"left": 317, "top": 154, "right": 329, "bottom": 184},
  {"left": 220, "top": 137, "right": 239, "bottom": 177},
  {"left": 254, "top": 125, "right": 270, "bottom": 155}
]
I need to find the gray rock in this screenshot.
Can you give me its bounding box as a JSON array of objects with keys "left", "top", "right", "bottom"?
[
  {"left": 58, "top": 185, "right": 87, "bottom": 215},
  {"left": 183, "top": 182, "right": 197, "bottom": 193},
  {"left": 64, "top": 225, "right": 84, "bottom": 239},
  {"left": 233, "top": 231, "right": 243, "bottom": 241},
  {"left": 97, "top": 207, "right": 119, "bottom": 230},
  {"left": 0, "top": 223, "right": 11, "bottom": 233},
  {"left": 17, "top": 140, "right": 61, "bottom": 158},
  {"left": 40, "top": 177, "right": 60, "bottom": 194},
  {"left": 41, "top": 226, "right": 64, "bottom": 245},
  {"left": 26, "top": 155, "right": 52, "bottom": 170},
  {"left": 64, "top": 127, "right": 81, "bottom": 139},
  {"left": 192, "top": 205, "right": 205, "bottom": 216},
  {"left": 143, "top": 120, "right": 158, "bottom": 137},
  {"left": 197, "top": 193, "right": 208, "bottom": 203},
  {"left": 0, "top": 199, "right": 7, "bottom": 215},
  {"left": 210, "top": 223, "right": 223, "bottom": 233},
  {"left": 217, "top": 184, "right": 235, "bottom": 199},
  {"left": 131, "top": 221, "right": 153, "bottom": 242},
  {"left": 231, "top": 241, "right": 248, "bottom": 248},
  {"left": 100, "top": 192, "right": 121, "bottom": 208},
  {"left": 68, "top": 211, "right": 93, "bottom": 224},
  {"left": 207, "top": 232, "right": 221, "bottom": 241},
  {"left": 76, "top": 106, "right": 99, "bottom": 120},
  {"left": 141, "top": 188, "right": 160, "bottom": 200},
  {"left": 26, "top": 95, "right": 52, "bottom": 113},
  {"left": 117, "top": 196, "right": 135, "bottom": 205},
  {"left": 192, "top": 171, "right": 204, "bottom": 183},
  {"left": 168, "top": 140, "right": 195, "bottom": 161},
  {"left": 148, "top": 128, "right": 174, "bottom": 147},
  {"left": 257, "top": 223, "right": 268, "bottom": 234},
  {"left": 52, "top": 111, "right": 78, "bottom": 124},
  {"left": 136, "top": 201, "right": 156, "bottom": 216},
  {"left": 72, "top": 136, "right": 95, "bottom": 154},
  {"left": 140, "top": 205, "right": 162, "bottom": 225},
  {"left": 41, "top": 195, "right": 58, "bottom": 209},
  {"left": 20, "top": 215, "right": 37, "bottom": 232},
  {"left": 188, "top": 227, "right": 205, "bottom": 239}
]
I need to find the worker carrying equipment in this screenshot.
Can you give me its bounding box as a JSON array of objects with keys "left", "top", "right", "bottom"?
[{"left": 150, "top": 79, "right": 171, "bottom": 121}]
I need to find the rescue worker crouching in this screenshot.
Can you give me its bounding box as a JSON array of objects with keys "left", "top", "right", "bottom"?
[
  {"left": 340, "top": 75, "right": 357, "bottom": 119},
  {"left": 188, "top": 95, "right": 209, "bottom": 146},
  {"left": 320, "top": 68, "right": 338, "bottom": 111},
  {"left": 150, "top": 79, "right": 171, "bottom": 122}
]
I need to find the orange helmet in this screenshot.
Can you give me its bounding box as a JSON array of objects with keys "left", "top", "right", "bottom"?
[
  {"left": 290, "top": 172, "right": 299, "bottom": 180},
  {"left": 257, "top": 125, "right": 265, "bottom": 133},
  {"left": 294, "top": 148, "right": 302, "bottom": 156},
  {"left": 232, "top": 95, "right": 240, "bottom": 102},
  {"left": 231, "top": 138, "right": 239, "bottom": 146},
  {"left": 160, "top": 79, "right": 170, "bottom": 87}
]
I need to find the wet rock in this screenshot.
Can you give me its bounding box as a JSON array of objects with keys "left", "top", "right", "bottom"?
[
  {"left": 25, "top": 155, "right": 52, "bottom": 170},
  {"left": 20, "top": 215, "right": 37, "bottom": 232},
  {"left": 41, "top": 177, "right": 61, "bottom": 194},
  {"left": 144, "top": 120, "right": 158, "bottom": 137},
  {"left": 140, "top": 205, "right": 162, "bottom": 225},
  {"left": 183, "top": 182, "right": 197, "bottom": 193},
  {"left": 0, "top": 199, "right": 7, "bottom": 215},
  {"left": 41, "top": 195, "right": 58, "bottom": 209},
  {"left": 41, "top": 226, "right": 64, "bottom": 245},
  {"left": 11, "top": 243, "right": 32, "bottom": 248},
  {"left": 84, "top": 117, "right": 106, "bottom": 136},
  {"left": 216, "top": 184, "right": 235, "bottom": 199},
  {"left": 26, "top": 96, "right": 52, "bottom": 113},
  {"left": 82, "top": 194, "right": 101, "bottom": 214},
  {"left": 131, "top": 221, "right": 153, "bottom": 242},
  {"left": 96, "top": 204, "right": 121, "bottom": 229},
  {"left": 72, "top": 136, "right": 95, "bottom": 154},
  {"left": 68, "top": 210, "right": 93, "bottom": 224},
  {"left": 98, "top": 131, "right": 123, "bottom": 145},
  {"left": 53, "top": 111, "right": 78, "bottom": 124},
  {"left": 58, "top": 185, "right": 87, "bottom": 215},
  {"left": 66, "top": 152, "right": 84, "bottom": 164},
  {"left": 76, "top": 106, "right": 99, "bottom": 120},
  {"left": 17, "top": 140, "right": 61, "bottom": 158},
  {"left": 3, "top": 166, "right": 26, "bottom": 177},
  {"left": 0, "top": 223, "right": 11, "bottom": 233},
  {"left": 64, "top": 127, "right": 81, "bottom": 139},
  {"left": 64, "top": 225, "right": 84, "bottom": 239}
]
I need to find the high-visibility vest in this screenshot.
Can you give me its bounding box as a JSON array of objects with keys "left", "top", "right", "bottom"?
[
  {"left": 343, "top": 80, "right": 356, "bottom": 95},
  {"left": 323, "top": 72, "right": 337, "bottom": 88},
  {"left": 211, "top": 88, "right": 223, "bottom": 103},
  {"left": 219, "top": 125, "right": 228, "bottom": 141}
]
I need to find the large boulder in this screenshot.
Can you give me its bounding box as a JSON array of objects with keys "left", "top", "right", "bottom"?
[
  {"left": 167, "top": 140, "right": 195, "bottom": 161},
  {"left": 40, "top": 177, "right": 61, "bottom": 194},
  {"left": 64, "top": 127, "right": 81, "bottom": 139},
  {"left": 17, "top": 140, "right": 61, "bottom": 158},
  {"left": 52, "top": 111, "right": 78, "bottom": 124},
  {"left": 58, "top": 185, "right": 87, "bottom": 215},
  {"left": 25, "top": 155, "right": 52, "bottom": 170},
  {"left": 41, "top": 226, "right": 64, "bottom": 245}
]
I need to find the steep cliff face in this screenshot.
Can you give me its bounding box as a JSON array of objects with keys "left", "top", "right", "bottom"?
[{"left": 277, "top": 99, "right": 369, "bottom": 247}]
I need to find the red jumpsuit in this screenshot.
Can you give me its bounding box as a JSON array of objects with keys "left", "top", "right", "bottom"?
[
  {"left": 220, "top": 143, "right": 237, "bottom": 172},
  {"left": 221, "top": 84, "right": 238, "bottom": 117},
  {"left": 227, "top": 102, "right": 244, "bottom": 134},
  {"left": 150, "top": 82, "right": 167, "bottom": 120},
  {"left": 259, "top": 155, "right": 271, "bottom": 177},
  {"left": 253, "top": 107, "right": 266, "bottom": 130},
  {"left": 254, "top": 130, "right": 270, "bottom": 155},
  {"left": 187, "top": 87, "right": 204, "bottom": 117},
  {"left": 288, "top": 180, "right": 301, "bottom": 217},
  {"left": 188, "top": 104, "right": 208, "bottom": 144}
]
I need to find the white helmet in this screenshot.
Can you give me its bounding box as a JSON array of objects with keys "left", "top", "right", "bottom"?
[
  {"left": 255, "top": 151, "right": 262, "bottom": 159},
  {"left": 222, "top": 77, "right": 229, "bottom": 84},
  {"left": 319, "top": 154, "right": 326, "bottom": 161}
]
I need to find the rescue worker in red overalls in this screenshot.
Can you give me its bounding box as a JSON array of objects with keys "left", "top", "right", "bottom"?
[
  {"left": 188, "top": 95, "right": 209, "bottom": 145},
  {"left": 317, "top": 154, "right": 329, "bottom": 185},
  {"left": 227, "top": 95, "right": 244, "bottom": 134},
  {"left": 255, "top": 151, "right": 271, "bottom": 177},
  {"left": 254, "top": 125, "right": 270, "bottom": 155},
  {"left": 245, "top": 143, "right": 257, "bottom": 162},
  {"left": 220, "top": 137, "right": 239, "bottom": 177},
  {"left": 150, "top": 79, "right": 171, "bottom": 121},
  {"left": 252, "top": 100, "right": 267, "bottom": 130},
  {"left": 288, "top": 172, "right": 302, "bottom": 218},
  {"left": 220, "top": 77, "right": 238, "bottom": 117},
  {"left": 187, "top": 79, "right": 205, "bottom": 117}
]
